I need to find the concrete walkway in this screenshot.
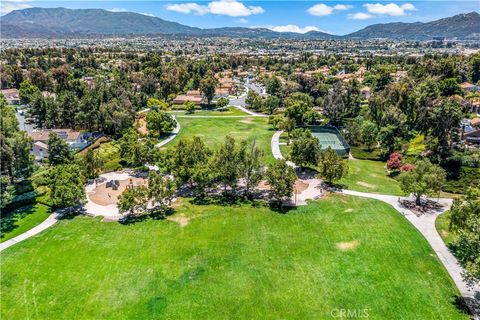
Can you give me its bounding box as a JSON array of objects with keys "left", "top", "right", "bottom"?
[
  {"left": 155, "top": 115, "right": 180, "bottom": 148},
  {"left": 0, "top": 211, "right": 61, "bottom": 252},
  {"left": 230, "top": 104, "right": 268, "bottom": 117},
  {"left": 271, "top": 130, "right": 295, "bottom": 167}
]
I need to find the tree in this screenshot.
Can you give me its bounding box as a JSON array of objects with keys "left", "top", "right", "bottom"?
[
  {"left": 386, "top": 152, "right": 403, "bottom": 171},
  {"left": 146, "top": 110, "right": 176, "bottom": 137},
  {"left": 19, "top": 79, "right": 39, "bottom": 104},
  {"left": 184, "top": 101, "right": 196, "bottom": 114},
  {"left": 263, "top": 96, "right": 280, "bottom": 114},
  {"left": 216, "top": 97, "right": 229, "bottom": 109},
  {"left": 449, "top": 188, "right": 480, "bottom": 285},
  {"left": 278, "top": 116, "right": 295, "bottom": 140},
  {"left": 49, "top": 164, "right": 86, "bottom": 209},
  {"left": 268, "top": 115, "right": 283, "bottom": 130},
  {"left": 266, "top": 76, "right": 282, "bottom": 96},
  {"left": 200, "top": 75, "right": 217, "bottom": 105},
  {"left": 118, "top": 186, "right": 149, "bottom": 217},
  {"left": 360, "top": 121, "right": 378, "bottom": 151},
  {"left": 439, "top": 78, "right": 461, "bottom": 96},
  {"left": 398, "top": 159, "right": 446, "bottom": 205},
  {"left": 0, "top": 176, "right": 15, "bottom": 210},
  {"left": 317, "top": 147, "right": 348, "bottom": 185},
  {"left": 119, "top": 129, "right": 147, "bottom": 167},
  {"left": 378, "top": 125, "right": 401, "bottom": 156},
  {"left": 266, "top": 160, "right": 296, "bottom": 203},
  {"left": 84, "top": 149, "right": 104, "bottom": 179},
  {"left": 147, "top": 98, "right": 169, "bottom": 110},
  {"left": 47, "top": 133, "right": 72, "bottom": 165},
  {"left": 246, "top": 90, "right": 262, "bottom": 110},
  {"left": 212, "top": 136, "right": 240, "bottom": 193},
  {"left": 237, "top": 139, "right": 264, "bottom": 197},
  {"left": 148, "top": 171, "right": 176, "bottom": 215},
  {"left": 290, "top": 129, "right": 321, "bottom": 167}
]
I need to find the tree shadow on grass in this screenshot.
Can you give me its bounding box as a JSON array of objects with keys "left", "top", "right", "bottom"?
[
  {"left": 0, "top": 205, "right": 36, "bottom": 238},
  {"left": 452, "top": 294, "right": 478, "bottom": 317},
  {"left": 119, "top": 207, "right": 176, "bottom": 225}
]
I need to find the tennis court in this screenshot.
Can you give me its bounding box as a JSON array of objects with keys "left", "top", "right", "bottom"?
[{"left": 309, "top": 126, "right": 350, "bottom": 156}]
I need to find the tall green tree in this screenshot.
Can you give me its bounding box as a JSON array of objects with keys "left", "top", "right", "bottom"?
[
  {"left": 148, "top": 171, "right": 176, "bottom": 214},
  {"left": 49, "top": 164, "right": 86, "bottom": 209},
  {"left": 47, "top": 133, "right": 72, "bottom": 165},
  {"left": 398, "top": 159, "right": 446, "bottom": 205},
  {"left": 266, "top": 160, "right": 296, "bottom": 204},
  {"left": 212, "top": 136, "right": 240, "bottom": 193},
  {"left": 237, "top": 139, "right": 264, "bottom": 197},
  {"left": 290, "top": 129, "right": 321, "bottom": 167},
  {"left": 317, "top": 147, "right": 348, "bottom": 185},
  {"left": 200, "top": 75, "right": 217, "bottom": 105},
  {"left": 146, "top": 110, "right": 176, "bottom": 137}
]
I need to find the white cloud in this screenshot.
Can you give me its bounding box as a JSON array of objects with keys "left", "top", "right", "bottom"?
[
  {"left": 108, "top": 8, "right": 128, "bottom": 13},
  {"left": 348, "top": 12, "right": 373, "bottom": 20},
  {"left": 140, "top": 12, "right": 156, "bottom": 17},
  {"left": 307, "top": 3, "right": 352, "bottom": 16},
  {"left": 164, "top": 3, "right": 209, "bottom": 15},
  {"left": 307, "top": 4, "right": 333, "bottom": 16},
  {"left": 333, "top": 4, "right": 352, "bottom": 11},
  {"left": 165, "top": 0, "right": 264, "bottom": 17},
  {"left": 268, "top": 25, "right": 320, "bottom": 34},
  {"left": 236, "top": 18, "right": 248, "bottom": 24},
  {"left": 363, "top": 3, "right": 416, "bottom": 16},
  {"left": 0, "top": 1, "right": 32, "bottom": 14}
]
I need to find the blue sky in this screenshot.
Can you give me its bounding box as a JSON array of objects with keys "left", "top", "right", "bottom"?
[{"left": 1, "top": 1, "right": 478, "bottom": 35}]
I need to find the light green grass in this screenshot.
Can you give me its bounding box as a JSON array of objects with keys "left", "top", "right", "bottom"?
[
  {"left": 339, "top": 159, "right": 405, "bottom": 195},
  {"left": 170, "top": 117, "right": 275, "bottom": 163},
  {"left": 0, "top": 204, "right": 51, "bottom": 242},
  {"left": 436, "top": 211, "right": 457, "bottom": 245},
  {"left": 169, "top": 106, "right": 248, "bottom": 116},
  {"left": 96, "top": 141, "right": 122, "bottom": 171},
  {"left": 0, "top": 195, "right": 467, "bottom": 319}
]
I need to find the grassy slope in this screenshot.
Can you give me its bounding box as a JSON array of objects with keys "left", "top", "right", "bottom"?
[
  {"left": 339, "top": 159, "right": 405, "bottom": 195},
  {"left": 0, "top": 195, "right": 466, "bottom": 319},
  {"left": 0, "top": 204, "right": 51, "bottom": 242},
  {"left": 171, "top": 117, "right": 275, "bottom": 163},
  {"left": 435, "top": 211, "right": 457, "bottom": 245}
]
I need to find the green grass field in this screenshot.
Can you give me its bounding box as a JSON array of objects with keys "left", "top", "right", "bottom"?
[
  {"left": 0, "top": 195, "right": 467, "bottom": 319},
  {"left": 169, "top": 106, "right": 248, "bottom": 116},
  {"left": 339, "top": 159, "right": 405, "bottom": 195},
  {"left": 0, "top": 204, "right": 51, "bottom": 242},
  {"left": 170, "top": 117, "right": 275, "bottom": 163},
  {"left": 436, "top": 211, "right": 457, "bottom": 245}
]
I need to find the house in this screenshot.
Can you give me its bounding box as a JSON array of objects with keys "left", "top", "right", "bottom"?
[
  {"left": 1, "top": 88, "right": 21, "bottom": 105},
  {"left": 360, "top": 86, "right": 371, "bottom": 100},
  {"left": 172, "top": 90, "right": 206, "bottom": 105},
  {"left": 460, "top": 82, "right": 480, "bottom": 92},
  {"left": 29, "top": 129, "right": 88, "bottom": 161}
]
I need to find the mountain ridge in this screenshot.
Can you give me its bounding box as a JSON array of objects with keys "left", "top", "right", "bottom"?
[{"left": 1, "top": 7, "right": 479, "bottom": 40}]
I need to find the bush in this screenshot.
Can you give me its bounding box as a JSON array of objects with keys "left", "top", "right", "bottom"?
[
  {"left": 443, "top": 167, "right": 480, "bottom": 194},
  {"left": 350, "top": 146, "right": 384, "bottom": 161},
  {"left": 3, "top": 191, "right": 37, "bottom": 212}
]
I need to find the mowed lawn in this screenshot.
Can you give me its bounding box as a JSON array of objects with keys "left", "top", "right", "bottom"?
[
  {"left": 170, "top": 117, "right": 275, "bottom": 163},
  {"left": 339, "top": 159, "right": 405, "bottom": 195},
  {"left": 0, "top": 195, "right": 467, "bottom": 319},
  {"left": 0, "top": 204, "right": 51, "bottom": 243}
]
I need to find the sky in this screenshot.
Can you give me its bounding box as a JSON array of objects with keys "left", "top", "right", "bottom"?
[{"left": 0, "top": 0, "right": 478, "bottom": 35}]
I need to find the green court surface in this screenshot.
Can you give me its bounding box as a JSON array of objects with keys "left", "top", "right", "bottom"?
[{"left": 309, "top": 126, "right": 350, "bottom": 156}]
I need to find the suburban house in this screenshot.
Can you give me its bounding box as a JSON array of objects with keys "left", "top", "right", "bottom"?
[
  {"left": 1, "top": 88, "right": 21, "bottom": 105},
  {"left": 172, "top": 90, "right": 206, "bottom": 105},
  {"left": 461, "top": 118, "right": 480, "bottom": 145},
  {"left": 214, "top": 77, "right": 235, "bottom": 98},
  {"left": 29, "top": 129, "right": 88, "bottom": 161},
  {"left": 460, "top": 82, "right": 480, "bottom": 92}
]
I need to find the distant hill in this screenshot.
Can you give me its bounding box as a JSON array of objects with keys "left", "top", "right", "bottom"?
[
  {"left": 347, "top": 12, "right": 480, "bottom": 40},
  {"left": 1, "top": 7, "right": 479, "bottom": 40}
]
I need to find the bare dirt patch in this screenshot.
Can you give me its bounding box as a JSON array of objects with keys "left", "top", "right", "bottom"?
[
  {"left": 356, "top": 181, "right": 376, "bottom": 189},
  {"left": 137, "top": 118, "right": 148, "bottom": 135},
  {"left": 239, "top": 118, "right": 254, "bottom": 124},
  {"left": 294, "top": 180, "right": 309, "bottom": 194},
  {"left": 88, "top": 177, "right": 147, "bottom": 206},
  {"left": 167, "top": 216, "right": 190, "bottom": 227},
  {"left": 336, "top": 240, "right": 360, "bottom": 251}
]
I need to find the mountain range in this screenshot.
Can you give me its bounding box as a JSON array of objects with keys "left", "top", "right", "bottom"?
[{"left": 1, "top": 7, "right": 479, "bottom": 40}]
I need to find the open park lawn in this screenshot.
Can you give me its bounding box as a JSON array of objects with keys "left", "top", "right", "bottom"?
[
  {"left": 172, "top": 117, "right": 275, "bottom": 163},
  {"left": 339, "top": 159, "right": 405, "bottom": 196},
  {"left": 0, "top": 204, "right": 51, "bottom": 243},
  {"left": 170, "top": 106, "right": 249, "bottom": 116},
  {"left": 0, "top": 195, "right": 467, "bottom": 319}
]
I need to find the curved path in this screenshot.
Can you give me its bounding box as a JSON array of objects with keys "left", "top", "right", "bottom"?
[
  {"left": 229, "top": 104, "right": 268, "bottom": 117},
  {"left": 155, "top": 115, "right": 180, "bottom": 148},
  {"left": 271, "top": 130, "right": 479, "bottom": 315},
  {"left": 0, "top": 211, "right": 62, "bottom": 252}
]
